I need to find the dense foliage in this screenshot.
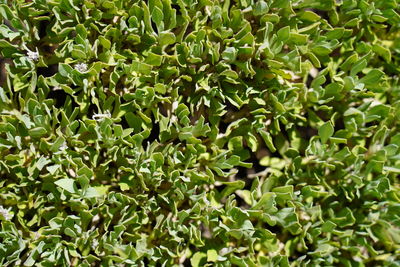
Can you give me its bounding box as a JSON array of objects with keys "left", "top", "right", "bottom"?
[{"left": 0, "top": 0, "right": 400, "bottom": 266}]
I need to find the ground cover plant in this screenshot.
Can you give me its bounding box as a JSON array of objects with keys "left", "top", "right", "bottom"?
[{"left": 0, "top": 0, "right": 400, "bottom": 266}]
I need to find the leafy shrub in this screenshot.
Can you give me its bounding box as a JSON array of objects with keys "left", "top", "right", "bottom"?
[{"left": 1, "top": 0, "right": 400, "bottom": 266}]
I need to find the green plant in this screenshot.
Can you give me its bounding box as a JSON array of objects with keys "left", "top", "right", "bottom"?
[{"left": 0, "top": 0, "right": 400, "bottom": 266}]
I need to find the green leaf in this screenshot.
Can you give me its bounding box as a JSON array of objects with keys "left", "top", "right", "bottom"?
[
  {"left": 350, "top": 59, "right": 367, "bottom": 76},
  {"left": 252, "top": 192, "right": 277, "bottom": 212},
  {"left": 259, "top": 130, "right": 276, "bottom": 152},
  {"left": 321, "top": 220, "right": 336, "bottom": 232},
  {"left": 312, "top": 45, "right": 332, "bottom": 56},
  {"left": 145, "top": 52, "right": 163, "bottom": 66},
  {"left": 383, "top": 166, "right": 400, "bottom": 173},
  {"left": 84, "top": 186, "right": 109, "bottom": 198},
  {"left": 373, "top": 44, "right": 391, "bottom": 62},
  {"left": 220, "top": 180, "right": 245, "bottom": 198},
  {"left": 76, "top": 24, "right": 87, "bottom": 38},
  {"left": 131, "top": 60, "right": 152, "bottom": 74},
  {"left": 191, "top": 252, "right": 207, "bottom": 267},
  {"left": 319, "top": 121, "right": 334, "bottom": 143},
  {"left": 222, "top": 47, "right": 237, "bottom": 62},
  {"left": 59, "top": 63, "right": 74, "bottom": 77},
  {"left": 159, "top": 31, "right": 176, "bottom": 46},
  {"left": 253, "top": 1, "right": 268, "bottom": 16},
  {"left": 300, "top": 10, "right": 321, "bottom": 22},
  {"left": 99, "top": 36, "right": 111, "bottom": 49},
  {"left": 151, "top": 6, "right": 164, "bottom": 28},
  {"left": 55, "top": 178, "right": 77, "bottom": 194},
  {"left": 1, "top": 1, "right": 399, "bottom": 265},
  {"left": 326, "top": 28, "right": 345, "bottom": 40},
  {"left": 359, "top": 69, "right": 385, "bottom": 86},
  {"left": 277, "top": 26, "right": 290, "bottom": 42},
  {"left": 332, "top": 207, "right": 356, "bottom": 227},
  {"left": 290, "top": 32, "right": 308, "bottom": 44},
  {"left": 0, "top": 4, "right": 13, "bottom": 20},
  {"left": 207, "top": 249, "right": 218, "bottom": 262},
  {"left": 28, "top": 127, "right": 47, "bottom": 138}
]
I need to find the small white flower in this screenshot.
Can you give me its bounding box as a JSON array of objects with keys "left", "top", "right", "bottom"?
[
  {"left": 172, "top": 101, "right": 179, "bottom": 111},
  {"left": 92, "top": 110, "right": 111, "bottom": 121},
  {"left": 75, "top": 63, "right": 88, "bottom": 72},
  {"left": 27, "top": 50, "right": 39, "bottom": 61},
  {"left": 170, "top": 115, "right": 177, "bottom": 124},
  {"left": 53, "top": 85, "right": 62, "bottom": 91},
  {"left": 309, "top": 67, "right": 319, "bottom": 78},
  {"left": 220, "top": 247, "right": 232, "bottom": 255},
  {"left": 0, "top": 205, "right": 13, "bottom": 220},
  {"left": 91, "top": 239, "right": 99, "bottom": 250},
  {"left": 92, "top": 214, "right": 100, "bottom": 224},
  {"left": 299, "top": 211, "right": 311, "bottom": 221},
  {"left": 216, "top": 132, "right": 225, "bottom": 139},
  {"left": 68, "top": 168, "right": 76, "bottom": 177},
  {"left": 59, "top": 142, "right": 68, "bottom": 151},
  {"left": 33, "top": 231, "right": 41, "bottom": 240}
]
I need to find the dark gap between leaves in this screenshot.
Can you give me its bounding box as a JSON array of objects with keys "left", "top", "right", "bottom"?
[
  {"left": 87, "top": 104, "right": 98, "bottom": 119},
  {"left": 38, "top": 18, "right": 50, "bottom": 39},
  {"left": 47, "top": 90, "right": 77, "bottom": 109},
  {"left": 0, "top": 58, "right": 11, "bottom": 87},
  {"left": 37, "top": 64, "right": 59, "bottom": 77},
  {"left": 297, "top": 125, "right": 318, "bottom": 141},
  {"left": 170, "top": 4, "right": 182, "bottom": 16},
  {"left": 304, "top": 8, "right": 330, "bottom": 21},
  {"left": 119, "top": 115, "right": 130, "bottom": 129},
  {"left": 142, "top": 120, "right": 160, "bottom": 151}
]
